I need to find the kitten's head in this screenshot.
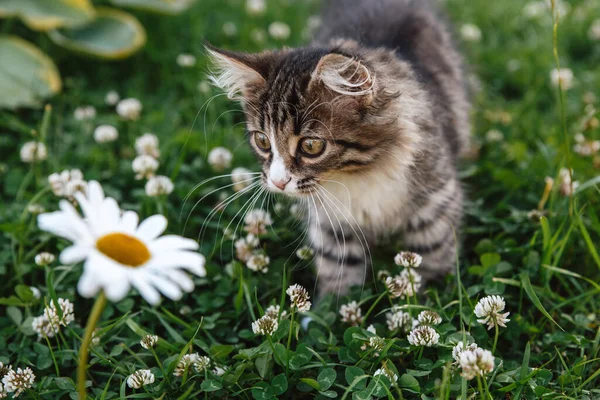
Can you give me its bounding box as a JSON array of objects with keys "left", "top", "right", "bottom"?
[{"left": 207, "top": 42, "right": 418, "bottom": 197}]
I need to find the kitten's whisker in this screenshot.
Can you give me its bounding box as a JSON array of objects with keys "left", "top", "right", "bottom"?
[
  {"left": 225, "top": 185, "right": 268, "bottom": 259},
  {"left": 182, "top": 172, "right": 261, "bottom": 209}
]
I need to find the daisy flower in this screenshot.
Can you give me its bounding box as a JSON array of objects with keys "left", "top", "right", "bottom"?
[
  {"left": 20, "top": 141, "right": 47, "bottom": 163},
  {"left": 339, "top": 301, "right": 363, "bottom": 326},
  {"left": 93, "top": 125, "right": 119, "bottom": 144},
  {"left": 127, "top": 369, "right": 155, "bottom": 389},
  {"left": 116, "top": 98, "right": 142, "bottom": 120},
  {"left": 135, "top": 133, "right": 160, "bottom": 158},
  {"left": 286, "top": 284, "right": 312, "bottom": 312},
  {"left": 474, "top": 295, "right": 510, "bottom": 330},
  {"left": 207, "top": 147, "right": 233, "bottom": 172},
  {"left": 145, "top": 176, "right": 174, "bottom": 197},
  {"left": 407, "top": 325, "right": 439, "bottom": 347},
  {"left": 37, "top": 181, "right": 206, "bottom": 305}
]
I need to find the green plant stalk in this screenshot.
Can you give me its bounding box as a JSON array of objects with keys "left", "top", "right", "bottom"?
[
  {"left": 78, "top": 292, "right": 107, "bottom": 399},
  {"left": 361, "top": 290, "right": 387, "bottom": 327},
  {"left": 151, "top": 348, "right": 169, "bottom": 385},
  {"left": 286, "top": 308, "right": 295, "bottom": 375},
  {"left": 44, "top": 335, "right": 60, "bottom": 377},
  {"left": 492, "top": 324, "right": 499, "bottom": 354},
  {"left": 477, "top": 376, "right": 485, "bottom": 400}
]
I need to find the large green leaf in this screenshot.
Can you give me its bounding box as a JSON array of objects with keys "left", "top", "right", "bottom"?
[
  {"left": 0, "top": 0, "right": 94, "bottom": 31},
  {"left": 48, "top": 8, "right": 146, "bottom": 60},
  {"left": 109, "top": 0, "right": 198, "bottom": 15},
  {"left": 0, "top": 36, "right": 62, "bottom": 109}
]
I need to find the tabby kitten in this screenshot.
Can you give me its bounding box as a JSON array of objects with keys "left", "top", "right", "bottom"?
[{"left": 208, "top": 0, "right": 470, "bottom": 296}]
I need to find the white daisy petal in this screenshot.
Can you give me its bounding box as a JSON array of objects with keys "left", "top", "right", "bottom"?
[
  {"left": 131, "top": 276, "right": 161, "bottom": 305},
  {"left": 148, "top": 275, "right": 183, "bottom": 300},
  {"left": 102, "top": 197, "right": 121, "bottom": 227},
  {"left": 150, "top": 235, "right": 199, "bottom": 251},
  {"left": 77, "top": 269, "right": 102, "bottom": 298},
  {"left": 119, "top": 211, "right": 139, "bottom": 233},
  {"left": 164, "top": 269, "right": 195, "bottom": 292},
  {"left": 148, "top": 252, "right": 206, "bottom": 276},
  {"left": 136, "top": 215, "right": 168, "bottom": 241},
  {"left": 103, "top": 272, "right": 131, "bottom": 302},
  {"left": 60, "top": 245, "right": 90, "bottom": 264}
]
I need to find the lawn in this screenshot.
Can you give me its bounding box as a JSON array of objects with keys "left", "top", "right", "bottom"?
[{"left": 1, "top": 0, "right": 599, "bottom": 399}]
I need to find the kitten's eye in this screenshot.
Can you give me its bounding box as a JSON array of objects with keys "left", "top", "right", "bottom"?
[
  {"left": 299, "top": 138, "right": 326, "bottom": 157},
  {"left": 254, "top": 132, "right": 271, "bottom": 151}
]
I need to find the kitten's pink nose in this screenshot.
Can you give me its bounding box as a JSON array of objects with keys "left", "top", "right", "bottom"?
[{"left": 271, "top": 177, "right": 291, "bottom": 190}]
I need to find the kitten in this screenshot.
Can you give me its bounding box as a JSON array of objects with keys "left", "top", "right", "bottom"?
[{"left": 207, "top": 0, "right": 470, "bottom": 296}]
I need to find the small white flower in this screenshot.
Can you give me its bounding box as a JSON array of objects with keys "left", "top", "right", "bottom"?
[
  {"left": 231, "top": 167, "right": 255, "bottom": 192},
  {"left": 222, "top": 22, "right": 237, "bottom": 37},
  {"left": 146, "top": 175, "right": 174, "bottom": 197},
  {"left": 485, "top": 129, "right": 504, "bottom": 142},
  {"left": 234, "top": 234, "right": 259, "bottom": 262},
  {"left": 105, "top": 90, "right": 120, "bottom": 106},
  {"left": 207, "top": 147, "right": 233, "bottom": 172},
  {"left": 407, "top": 325, "right": 439, "bottom": 347},
  {"left": 474, "top": 295, "right": 510, "bottom": 330},
  {"left": 417, "top": 310, "right": 442, "bottom": 326},
  {"left": 366, "top": 324, "right": 377, "bottom": 334},
  {"left": 132, "top": 155, "right": 159, "bottom": 180},
  {"left": 74, "top": 106, "right": 96, "bottom": 121},
  {"left": 29, "top": 287, "right": 41, "bottom": 299},
  {"left": 93, "top": 125, "right": 119, "bottom": 143},
  {"left": 65, "top": 180, "right": 88, "bottom": 199},
  {"left": 268, "top": 22, "right": 291, "bottom": 40},
  {"left": 34, "top": 252, "right": 55, "bottom": 266},
  {"left": 523, "top": 2, "right": 547, "bottom": 19},
  {"left": 198, "top": 80, "right": 212, "bottom": 94},
  {"left": 37, "top": 181, "right": 206, "bottom": 305},
  {"left": 32, "top": 315, "right": 55, "bottom": 338},
  {"left": 460, "top": 24, "right": 482, "bottom": 42},
  {"left": 250, "top": 28, "right": 267, "bottom": 43},
  {"left": 246, "top": 0, "right": 266, "bottom": 15},
  {"left": 2, "top": 367, "right": 35, "bottom": 397},
  {"left": 244, "top": 209, "right": 273, "bottom": 235},
  {"left": 49, "top": 169, "right": 84, "bottom": 197},
  {"left": 394, "top": 251, "right": 422, "bottom": 268},
  {"left": 557, "top": 168, "right": 579, "bottom": 196},
  {"left": 459, "top": 348, "right": 495, "bottom": 380},
  {"left": 0, "top": 362, "right": 12, "bottom": 397},
  {"left": 140, "top": 335, "right": 158, "bottom": 349},
  {"left": 246, "top": 253, "right": 270, "bottom": 273},
  {"left": 212, "top": 366, "right": 228, "bottom": 376},
  {"left": 173, "top": 353, "right": 201, "bottom": 377},
  {"left": 289, "top": 204, "right": 303, "bottom": 219},
  {"left": 194, "top": 356, "right": 211, "bottom": 373},
  {"left": 252, "top": 315, "right": 278, "bottom": 336},
  {"left": 339, "top": 301, "right": 363, "bottom": 326},
  {"left": 452, "top": 341, "right": 479, "bottom": 363},
  {"left": 385, "top": 269, "right": 422, "bottom": 299},
  {"left": 506, "top": 59, "right": 521, "bottom": 72},
  {"left": 589, "top": 19, "right": 600, "bottom": 41},
  {"left": 386, "top": 307, "right": 412, "bottom": 332},
  {"left": 117, "top": 98, "right": 143, "bottom": 120},
  {"left": 264, "top": 304, "right": 287, "bottom": 320},
  {"left": 296, "top": 246, "right": 314, "bottom": 260},
  {"left": 179, "top": 305, "right": 192, "bottom": 315},
  {"left": 303, "top": 15, "right": 322, "bottom": 39},
  {"left": 287, "top": 284, "right": 312, "bottom": 312},
  {"left": 127, "top": 369, "right": 155, "bottom": 389},
  {"left": 135, "top": 133, "right": 160, "bottom": 158},
  {"left": 27, "top": 204, "right": 45, "bottom": 214},
  {"left": 20, "top": 141, "right": 47, "bottom": 163},
  {"left": 369, "top": 336, "right": 385, "bottom": 351},
  {"left": 550, "top": 68, "right": 574, "bottom": 90},
  {"left": 45, "top": 298, "right": 75, "bottom": 328},
  {"left": 374, "top": 367, "right": 398, "bottom": 383},
  {"left": 177, "top": 53, "right": 196, "bottom": 68}
]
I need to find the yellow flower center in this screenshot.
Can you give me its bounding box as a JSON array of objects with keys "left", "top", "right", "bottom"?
[{"left": 96, "top": 233, "right": 151, "bottom": 267}]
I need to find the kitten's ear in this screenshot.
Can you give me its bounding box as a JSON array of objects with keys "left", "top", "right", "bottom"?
[
  {"left": 311, "top": 53, "right": 374, "bottom": 104},
  {"left": 206, "top": 44, "right": 276, "bottom": 100}
]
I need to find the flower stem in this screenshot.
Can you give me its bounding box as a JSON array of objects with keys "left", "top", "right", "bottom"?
[
  {"left": 77, "top": 292, "right": 107, "bottom": 399},
  {"left": 492, "top": 324, "right": 499, "bottom": 354},
  {"left": 361, "top": 291, "right": 387, "bottom": 327},
  {"left": 477, "top": 376, "right": 485, "bottom": 400},
  {"left": 286, "top": 308, "right": 295, "bottom": 375}
]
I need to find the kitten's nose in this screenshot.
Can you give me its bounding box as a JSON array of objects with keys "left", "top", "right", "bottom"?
[{"left": 271, "top": 177, "right": 291, "bottom": 191}]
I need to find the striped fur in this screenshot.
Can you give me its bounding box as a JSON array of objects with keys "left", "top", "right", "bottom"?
[{"left": 207, "top": 0, "right": 470, "bottom": 296}]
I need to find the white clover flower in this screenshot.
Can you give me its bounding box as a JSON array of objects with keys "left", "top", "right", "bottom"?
[
  {"left": 386, "top": 307, "right": 412, "bottom": 332},
  {"left": 264, "top": 304, "right": 287, "bottom": 320},
  {"left": 550, "top": 68, "right": 574, "bottom": 90},
  {"left": 34, "top": 252, "right": 55, "bottom": 266},
  {"left": 132, "top": 155, "right": 159, "bottom": 180},
  {"left": 116, "top": 98, "right": 142, "bottom": 120},
  {"left": 374, "top": 367, "right": 398, "bottom": 383},
  {"left": 557, "top": 168, "right": 579, "bottom": 196},
  {"left": 452, "top": 341, "right": 479, "bottom": 363},
  {"left": 140, "top": 335, "right": 159, "bottom": 349},
  {"left": 485, "top": 129, "right": 504, "bottom": 142},
  {"left": 250, "top": 28, "right": 267, "bottom": 44},
  {"left": 32, "top": 315, "right": 55, "bottom": 338},
  {"left": 234, "top": 234, "right": 259, "bottom": 262},
  {"left": 506, "top": 59, "right": 521, "bottom": 72},
  {"left": 45, "top": 298, "right": 75, "bottom": 328},
  {"left": 105, "top": 90, "right": 120, "bottom": 106},
  {"left": 244, "top": 209, "right": 273, "bottom": 235},
  {"left": 407, "top": 325, "right": 439, "bottom": 347},
  {"left": 37, "top": 181, "right": 206, "bottom": 305},
  {"left": 194, "top": 356, "right": 211, "bottom": 373},
  {"left": 339, "top": 301, "right": 363, "bottom": 326},
  {"left": 417, "top": 310, "right": 442, "bottom": 326},
  {"left": 252, "top": 315, "right": 278, "bottom": 336},
  {"left": 287, "top": 284, "right": 312, "bottom": 312},
  {"left": 93, "top": 125, "right": 119, "bottom": 143},
  {"left": 231, "top": 167, "right": 255, "bottom": 192},
  {"left": 2, "top": 367, "right": 35, "bottom": 397},
  {"left": 366, "top": 324, "right": 377, "bottom": 334},
  {"left": 127, "top": 369, "right": 155, "bottom": 389},
  {"left": 296, "top": 246, "right": 314, "bottom": 260},
  {"left": 385, "top": 269, "right": 421, "bottom": 299},
  {"left": 246, "top": 0, "right": 266, "bottom": 15},
  {"left": 523, "top": 1, "right": 547, "bottom": 19},
  {"left": 394, "top": 251, "right": 422, "bottom": 268},
  {"left": 246, "top": 253, "right": 270, "bottom": 273},
  {"left": 0, "top": 362, "right": 12, "bottom": 398},
  {"left": 289, "top": 203, "right": 303, "bottom": 219},
  {"left": 74, "top": 106, "right": 96, "bottom": 121},
  {"left": 212, "top": 366, "right": 228, "bottom": 377},
  {"left": 29, "top": 286, "right": 41, "bottom": 299},
  {"left": 222, "top": 22, "right": 237, "bottom": 37},
  {"left": 207, "top": 147, "right": 233, "bottom": 172},
  {"left": 91, "top": 328, "right": 102, "bottom": 346},
  {"left": 369, "top": 336, "right": 385, "bottom": 352},
  {"left": 303, "top": 15, "right": 322, "bottom": 39},
  {"left": 198, "top": 80, "right": 212, "bottom": 94},
  {"left": 590, "top": 20, "right": 600, "bottom": 41},
  {"left": 377, "top": 270, "right": 391, "bottom": 281},
  {"left": 146, "top": 175, "right": 174, "bottom": 197},
  {"left": 474, "top": 295, "right": 511, "bottom": 330},
  {"left": 48, "top": 169, "right": 84, "bottom": 197},
  {"left": 177, "top": 53, "right": 197, "bottom": 68},
  {"left": 135, "top": 133, "right": 160, "bottom": 158},
  {"left": 65, "top": 180, "right": 88, "bottom": 199},
  {"left": 173, "top": 353, "right": 201, "bottom": 377},
  {"left": 20, "top": 141, "right": 47, "bottom": 163},
  {"left": 27, "top": 204, "right": 45, "bottom": 215},
  {"left": 459, "top": 348, "right": 495, "bottom": 380},
  {"left": 269, "top": 22, "right": 291, "bottom": 40},
  {"left": 460, "top": 24, "right": 482, "bottom": 42}
]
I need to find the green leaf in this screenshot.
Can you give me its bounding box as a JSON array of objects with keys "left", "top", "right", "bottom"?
[
  {"left": 271, "top": 374, "right": 288, "bottom": 395},
  {"left": 210, "top": 344, "right": 234, "bottom": 360},
  {"left": 7, "top": 306, "right": 22, "bottom": 326},
  {"left": 0, "top": 35, "right": 62, "bottom": 109},
  {"left": 300, "top": 378, "right": 321, "bottom": 391},
  {"left": 345, "top": 366, "right": 367, "bottom": 390},
  {"left": 109, "top": 0, "right": 197, "bottom": 15},
  {"left": 15, "top": 285, "right": 34, "bottom": 303},
  {"left": 480, "top": 253, "right": 501, "bottom": 269},
  {"left": 0, "top": 0, "right": 94, "bottom": 31},
  {"left": 398, "top": 374, "right": 420, "bottom": 393},
  {"left": 251, "top": 382, "right": 274, "bottom": 400},
  {"left": 520, "top": 272, "right": 564, "bottom": 331},
  {"left": 318, "top": 390, "right": 338, "bottom": 398},
  {"left": 255, "top": 353, "right": 270, "bottom": 379},
  {"left": 273, "top": 343, "right": 288, "bottom": 366},
  {"left": 201, "top": 379, "right": 223, "bottom": 392},
  {"left": 318, "top": 368, "right": 337, "bottom": 391},
  {"left": 0, "top": 296, "right": 26, "bottom": 306},
  {"left": 48, "top": 7, "right": 146, "bottom": 60}
]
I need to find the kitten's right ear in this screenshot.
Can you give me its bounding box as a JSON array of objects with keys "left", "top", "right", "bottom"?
[{"left": 205, "top": 43, "right": 276, "bottom": 100}]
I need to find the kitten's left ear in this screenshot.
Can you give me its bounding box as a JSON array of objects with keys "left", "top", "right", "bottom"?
[{"left": 205, "top": 43, "right": 277, "bottom": 100}]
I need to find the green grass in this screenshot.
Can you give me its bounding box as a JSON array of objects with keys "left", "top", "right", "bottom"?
[{"left": 1, "top": 0, "right": 600, "bottom": 398}]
